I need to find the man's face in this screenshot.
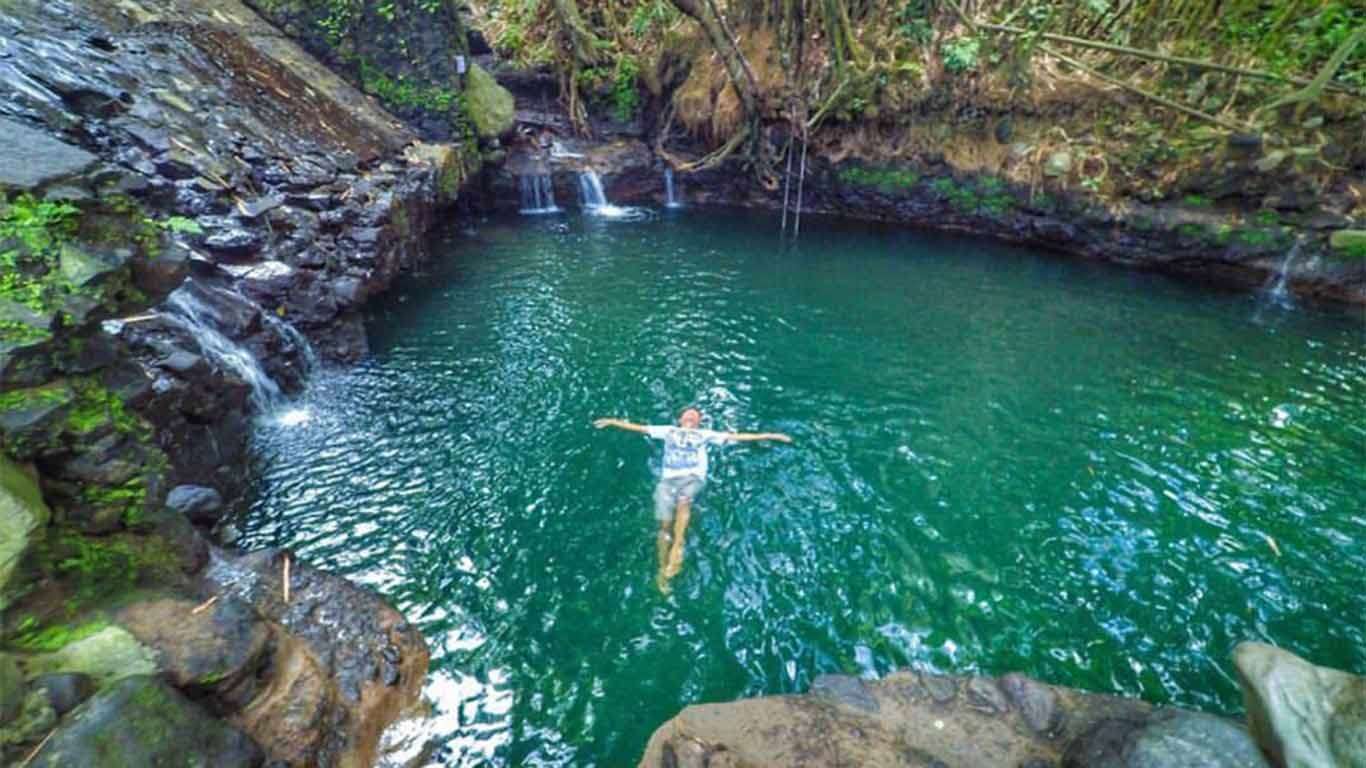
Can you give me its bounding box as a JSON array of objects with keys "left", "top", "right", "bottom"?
[{"left": 678, "top": 409, "right": 701, "bottom": 428}]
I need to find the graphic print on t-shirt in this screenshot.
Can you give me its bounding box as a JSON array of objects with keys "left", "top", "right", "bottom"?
[{"left": 645, "top": 426, "right": 733, "bottom": 479}]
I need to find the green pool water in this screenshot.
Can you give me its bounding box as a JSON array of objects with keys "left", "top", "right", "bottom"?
[{"left": 241, "top": 208, "right": 1366, "bottom": 766}]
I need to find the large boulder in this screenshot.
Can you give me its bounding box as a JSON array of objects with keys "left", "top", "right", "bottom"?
[
  {"left": 27, "top": 675, "right": 263, "bottom": 768},
  {"left": 639, "top": 670, "right": 1162, "bottom": 768},
  {"left": 0, "top": 457, "right": 50, "bottom": 608},
  {"left": 204, "top": 549, "right": 429, "bottom": 767},
  {"left": 115, "top": 595, "right": 270, "bottom": 702},
  {"left": 1235, "top": 642, "right": 1366, "bottom": 768},
  {"left": 466, "top": 62, "right": 515, "bottom": 140}
]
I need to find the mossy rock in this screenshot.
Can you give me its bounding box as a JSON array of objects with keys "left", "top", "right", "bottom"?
[
  {"left": 1329, "top": 229, "right": 1366, "bottom": 258},
  {"left": 27, "top": 675, "right": 262, "bottom": 767},
  {"left": 0, "top": 457, "right": 50, "bottom": 609},
  {"left": 18, "top": 625, "right": 157, "bottom": 686},
  {"left": 465, "top": 62, "right": 515, "bottom": 140}
]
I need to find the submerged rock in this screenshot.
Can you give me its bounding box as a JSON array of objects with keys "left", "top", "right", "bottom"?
[
  {"left": 1235, "top": 642, "right": 1366, "bottom": 768},
  {"left": 27, "top": 675, "right": 263, "bottom": 768}
]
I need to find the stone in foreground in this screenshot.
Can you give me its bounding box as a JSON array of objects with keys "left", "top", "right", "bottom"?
[
  {"left": 0, "top": 117, "right": 98, "bottom": 190},
  {"left": 639, "top": 670, "right": 1267, "bottom": 768},
  {"left": 1235, "top": 641, "right": 1366, "bottom": 768},
  {"left": 28, "top": 675, "right": 263, "bottom": 768}
]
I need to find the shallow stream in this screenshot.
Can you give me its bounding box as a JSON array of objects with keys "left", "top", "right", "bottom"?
[{"left": 242, "top": 209, "right": 1366, "bottom": 766}]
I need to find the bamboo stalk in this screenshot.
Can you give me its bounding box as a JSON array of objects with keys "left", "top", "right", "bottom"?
[
  {"left": 1039, "top": 43, "right": 1252, "bottom": 132},
  {"left": 981, "top": 21, "right": 1362, "bottom": 94}
]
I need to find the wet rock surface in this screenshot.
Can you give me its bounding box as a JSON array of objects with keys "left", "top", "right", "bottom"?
[
  {"left": 204, "top": 548, "right": 429, "bottom": 767},
  {"left": 639, "top": 670, "right": 1271, "bottom": 768},
  {"left": 1, "top": 0, "right": 470, "bottom": 764},
  {"left": 1235, "top": 641, "right": 1366, "bottom": 768}
]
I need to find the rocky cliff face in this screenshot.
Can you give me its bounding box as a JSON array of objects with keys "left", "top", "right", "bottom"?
[{"left": 0, "top": 0, "right": 480, "bottom": 763}]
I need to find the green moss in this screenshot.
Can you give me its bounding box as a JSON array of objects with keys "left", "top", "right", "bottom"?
[
  {"left": 1183, "top": 194, "right": 1213, "bottom": 208},
  {"left": 0, "top": 382, "right": 71, "bottom": 413},
  {"left": 8, "top": 618, "right": 109, "bottom": 652},
  {"left": 1176, "top": 222, "right": 1208, "bottom": 241},
  {"left": 839, "top": 165, "right": 921, "bottom": 193},
  {"left": 66, "top": 379, "right": 141, "bottom": 437},
  {"left": 465, "top": 61, "right": 515, "bottom": 139},
  {"left": 79, "top": 477, "right": 149, "bottom": 526},
  {"left": 1234, "top": 226, "right": 1284, "bottom": 248}
]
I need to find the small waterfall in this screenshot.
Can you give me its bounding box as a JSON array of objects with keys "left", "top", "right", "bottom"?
[
  {"left": 664, "top": 167, "right": 681, "bottom": 208},
  {"left": 260, "top": 305, "right": 318, "bottom": 375},
  {"left": 166, "top": 286, "right": 283, "bottom": 411},
  {"left": 576, "top": 170, "right": 646, "bottom": 219},
  {"left": 518, "top": 174, "right": 559, "bottom": 214},
  {"left": 1263, "top": 240, "right": 1302, "bottom": 309},
  {"left": 578, "top": 170, "right": 608, "bottom": 209}
]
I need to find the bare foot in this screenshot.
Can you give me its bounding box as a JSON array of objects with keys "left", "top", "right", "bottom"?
[{"left": 656, "top": 570, "right": 672, "bottom": 595}]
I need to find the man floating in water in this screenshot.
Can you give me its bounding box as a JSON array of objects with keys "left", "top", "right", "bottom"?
[{"left": 593, "top": 408, "right": 792, "bottom": 592}]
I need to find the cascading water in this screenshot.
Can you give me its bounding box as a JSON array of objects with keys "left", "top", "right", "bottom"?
[
  {"left": 576, "top": 170, "right": 646, "bottom": 219},
  {"left": 166, "top": 286, "right": 283, "bottom": 411},
  {"left": 664, "top": 167, "right": 681, "bottom": 208},
  {"left": 577, "top": 170, "right": 608, "bottom": 209},
  {"left": 518, "top": 174, "right": 559, "bottom": 214},
  {"left": 1263, "top": 239, "right": 1302, "bottom": 309}
]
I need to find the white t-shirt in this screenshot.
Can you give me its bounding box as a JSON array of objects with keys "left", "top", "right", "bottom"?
[{"left": 644, "top": 426, "right": 735, "bottom": 479}]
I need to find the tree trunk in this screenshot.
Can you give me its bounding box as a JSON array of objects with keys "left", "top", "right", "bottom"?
[
  {"left": 554, "top": 0, "right": 607, "bottom": 67},
  {"left": 669, "top": 0, "right": 763, "bottom": 130}
]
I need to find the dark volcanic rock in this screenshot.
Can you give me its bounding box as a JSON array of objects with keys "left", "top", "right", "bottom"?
[
  {"left": 165, "top": 484, "right": 224, "bottom": 524},
  {"left": 28, "top": 675, "right": 264, "bottom": 768},
  {"left": 115, "top": 596, "right": 270, "bottom": 701},
  {"left": 30, "top": 673, "right": 97, "bottom": 716},
  {"left": 203, "top": 549, "right": 429, "bottom": 767},
  {"left": 0, "top": 117, "right": 98, "bottom": 190}
]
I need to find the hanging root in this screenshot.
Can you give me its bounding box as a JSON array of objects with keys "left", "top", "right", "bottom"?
[{"left": 667, "top": 125, "right": 751, "bottom": 172}]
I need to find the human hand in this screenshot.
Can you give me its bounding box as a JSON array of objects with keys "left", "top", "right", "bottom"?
[
  {"left": 593, "top": 418, "right": 615, "bottom": 429},
  {"left": 771, "top": 433, "right": 793, "bottom": 443}
]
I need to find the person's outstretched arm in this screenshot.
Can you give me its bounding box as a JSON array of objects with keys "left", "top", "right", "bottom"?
[
  {"left": 726, "top": 431, "right": 792, "bottom": 443},
  {"left": 593, "top": 418, "right": 652, "bottom": 435}
]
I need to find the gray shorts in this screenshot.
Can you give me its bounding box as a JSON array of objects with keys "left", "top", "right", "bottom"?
[{"left": 654, "top": 475, "right": 705, "bottom": 521}]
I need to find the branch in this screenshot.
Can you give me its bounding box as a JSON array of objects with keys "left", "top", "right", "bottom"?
[
  {"left": 1256, "top": 26, "right": 1366, "bottom": 118},
  {"left": 981, "top": 22, "right": 1363, "bottom": 96},
  {"left": 1039, "top": 44, "right": 1252, "bottom": 133}
]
